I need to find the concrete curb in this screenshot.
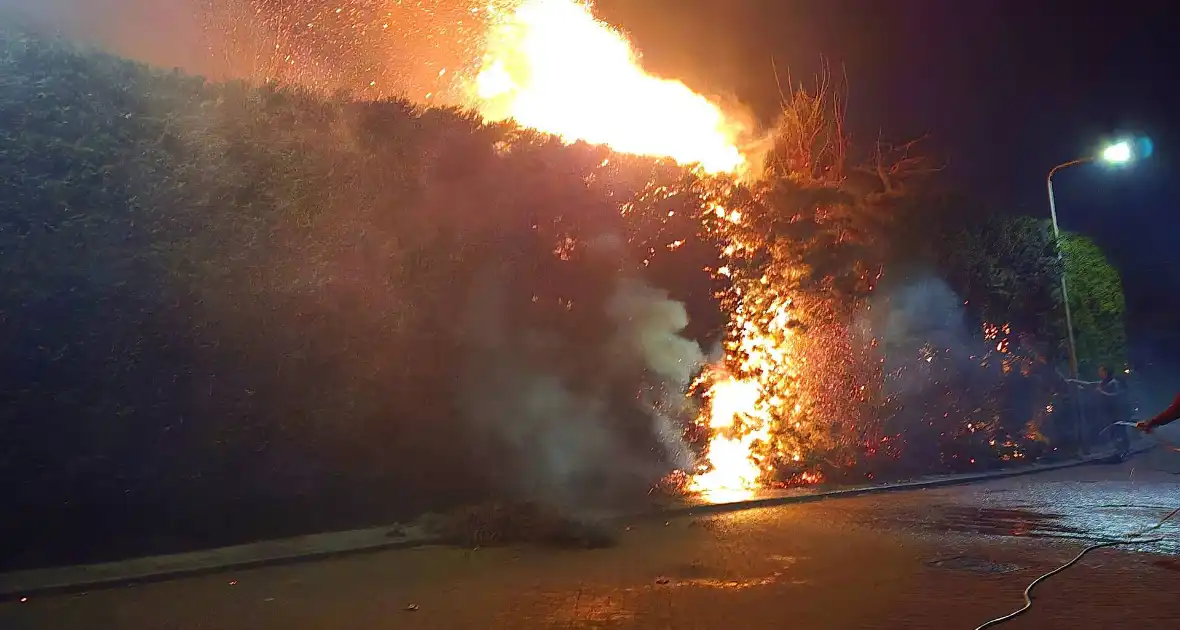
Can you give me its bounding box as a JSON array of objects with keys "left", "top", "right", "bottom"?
[
  {"left": 651, "top": 444, "right": 1154, "bottom": 519},
  {"left": 0, "top": 444, "right": 1153, "bottom": 601},
  {"left": 0, "top": 525, "right": 441, "bottom": 602}
]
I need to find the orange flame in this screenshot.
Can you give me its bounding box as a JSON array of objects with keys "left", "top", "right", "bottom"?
[
  {"left": 463, "top": 1, "right": 794, "bottom": 497},
  {"left": 689, "top": 376, "right": 769, "bottom": 501},
  {"left": 472, "top": 0, "right": 748, "bottom": 174}
]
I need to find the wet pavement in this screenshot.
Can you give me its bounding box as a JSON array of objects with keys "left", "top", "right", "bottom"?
[
  {"left": 864, "top": 451, "right": 1180, "bottom": 554},
  {"left": 2, "top": 449, "right": 1178, "bottom": 630}
]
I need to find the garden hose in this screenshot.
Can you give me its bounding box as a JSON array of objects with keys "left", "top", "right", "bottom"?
[{"left": 1105, "top": 420, "right": 1180, "bottom": 452}]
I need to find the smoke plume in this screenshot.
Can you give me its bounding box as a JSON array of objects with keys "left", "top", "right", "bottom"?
[
  {"left": 459, "top": 235, "right": 704, "bottom": 513},
  {"left": 874, "top": 274, "right": 993, "bottom": 397},
  {"left": 860, "top": 273, "right": 1084, "bottom": 473}
]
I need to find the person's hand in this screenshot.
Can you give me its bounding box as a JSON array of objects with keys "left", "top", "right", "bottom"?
[{"left": 1136, "top": 421, "right": 1154, "bottom": 433}]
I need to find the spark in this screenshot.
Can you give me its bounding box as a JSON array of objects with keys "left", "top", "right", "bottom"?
[
  {"left": 203, "top": 1, "right": 752, "bottom": 174},
  {"left": 200, "top": 0, "right": 508, "bottom": 102}
]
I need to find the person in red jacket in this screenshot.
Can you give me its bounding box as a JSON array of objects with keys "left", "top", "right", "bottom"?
[{"left": 1137, "top": 394, "right": 1180, "bottom": 432}]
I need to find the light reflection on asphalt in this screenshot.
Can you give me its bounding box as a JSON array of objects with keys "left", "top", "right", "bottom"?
[{"left": 902, "top": 456, "right": 1180, "bottom": 554}]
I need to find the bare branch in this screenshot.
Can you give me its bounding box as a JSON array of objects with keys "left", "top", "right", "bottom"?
[
  {"left": 764, "top": 57, "right": 850, "bottom": 186},
  {"left": 849, "top": 133, "right": 944, "bottom": 199}
]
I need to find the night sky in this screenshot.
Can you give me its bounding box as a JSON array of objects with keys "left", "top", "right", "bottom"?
[{"left": 594, "top": 0, "right": 1178, "bottom": 390}]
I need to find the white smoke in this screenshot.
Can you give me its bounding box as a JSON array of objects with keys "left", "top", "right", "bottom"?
[
  {"left": 872, "top": 274, "right": 992, "bottom": 397},
  {"left": 605, "top": 276, "right": 704, "bottom": 470},
  {"left": 459, "top": 238, "right": 705, "bottom": 510}
]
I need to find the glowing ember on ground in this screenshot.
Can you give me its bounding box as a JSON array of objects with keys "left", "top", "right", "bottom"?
[{"left": 472, "top": 0, "right": 747, "bottom": 174}]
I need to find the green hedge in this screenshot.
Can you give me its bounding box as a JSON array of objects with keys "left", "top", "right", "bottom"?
[
  {"left": 0, "top": 27, "right": 720, "bottom": 568},
  {"left": 1061, "top": 233, "right": 1128, "bottom": 376}
]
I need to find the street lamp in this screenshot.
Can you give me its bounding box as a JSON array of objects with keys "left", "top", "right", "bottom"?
[
  {"left": 1101, "top": 140, "right": 1134, "bottom": 165},
  {"left": 1046, "top": 138, "right": 1136, "bottom": 453}
]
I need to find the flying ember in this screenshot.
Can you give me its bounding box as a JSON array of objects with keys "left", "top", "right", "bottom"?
[{"left": 471, "top": 0, "right": 748, "bottom": 174}]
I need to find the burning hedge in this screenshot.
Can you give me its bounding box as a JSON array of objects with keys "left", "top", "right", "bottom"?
[{"left": 0, "top": 18, "right": 1126, "bottom": 568}]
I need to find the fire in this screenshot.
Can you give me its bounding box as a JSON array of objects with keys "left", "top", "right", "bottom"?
[
  {"left": 685, "top": 185, "right": 819, "bottom": 500},
  {"left": 472, "top": 0, "right": 747, "bottom": 174},
  {"left": 690, "top": 376, "right": 769, "bottom": 500},
  {"left": 464, "top": 1, "right": 801, "bottom": 496}
]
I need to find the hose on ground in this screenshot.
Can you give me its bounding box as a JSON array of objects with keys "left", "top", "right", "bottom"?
[{"left": 973, "top": 438, "right": 1179, "bottom": 629}]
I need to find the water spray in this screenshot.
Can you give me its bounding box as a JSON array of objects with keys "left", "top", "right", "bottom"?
[{"left": 1099, "top": 421, "right": 1180, "bottom": 453}]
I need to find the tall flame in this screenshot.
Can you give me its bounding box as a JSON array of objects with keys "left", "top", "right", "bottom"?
[
  {"left": 690, "top": 376, "right": 770, "bottom": 501},
  {"left": 466, "top": 0, "right": 789, "bottom": 498},
  {"left": 472, "top": 0, "right": 747, "bottom": 174},
  {"left": 686, "top": 193, "right": 816, "bottom": 500}
]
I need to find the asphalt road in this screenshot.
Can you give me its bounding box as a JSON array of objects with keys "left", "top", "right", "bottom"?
[{"left": 3, "top": 449, "right": 1178, "bottom": 630}]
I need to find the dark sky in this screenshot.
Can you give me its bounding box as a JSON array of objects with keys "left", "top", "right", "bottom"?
[{"left": 595, "top": 0, "right": 1178, "bottom": 378}]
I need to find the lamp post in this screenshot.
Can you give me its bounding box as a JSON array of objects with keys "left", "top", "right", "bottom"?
[{"left": 1046, "top": 139, "right": 1133, "bottom": 453}]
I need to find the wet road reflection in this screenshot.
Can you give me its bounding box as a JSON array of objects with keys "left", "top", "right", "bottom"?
[{"left": 869, "top": 454, "right": 1180, "bottom": 554}]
